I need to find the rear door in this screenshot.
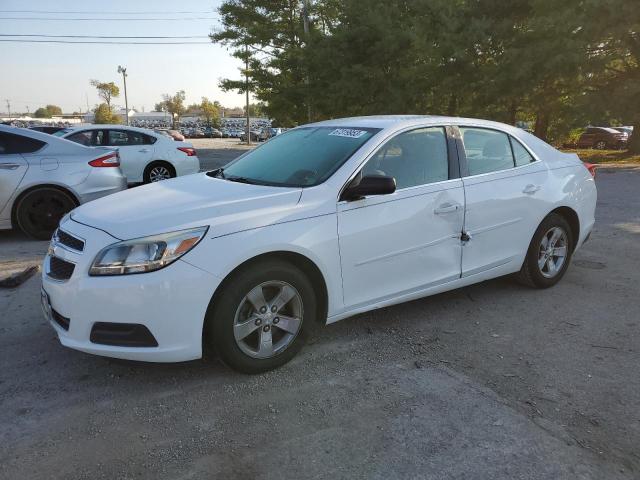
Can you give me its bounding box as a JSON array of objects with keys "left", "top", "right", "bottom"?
[
  {"left": 457, "top": 126, "right": 548, "bottom": 277},
  {"left": 106, "top": 129, "right": 154, "bottom": 182},
  {"left": 0, "top": 131, "right": 39, "bottom": 213}
]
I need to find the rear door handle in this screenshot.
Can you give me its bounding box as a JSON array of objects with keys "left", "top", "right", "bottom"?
[
  {"left": 434, "top": 203, "right": 460, "bottom": 215},
  {"left": 0, "top": 163, "right": 21, "bottom": 170},
  {"left": 523, "top": 184, "right": 541, "bottom": 195}
]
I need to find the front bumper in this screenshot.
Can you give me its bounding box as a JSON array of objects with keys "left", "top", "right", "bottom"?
[{"left": 41, "top": 218, "right": 220, "bottom": 362}]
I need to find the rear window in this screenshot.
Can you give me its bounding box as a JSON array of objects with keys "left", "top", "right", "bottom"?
[{"left": 0, "top": 131, "right": 46, "bottom": 154}]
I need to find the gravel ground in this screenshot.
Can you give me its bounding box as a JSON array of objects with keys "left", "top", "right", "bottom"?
[{"left": 0, "top": 156, "right": 638, "bottom": 479}]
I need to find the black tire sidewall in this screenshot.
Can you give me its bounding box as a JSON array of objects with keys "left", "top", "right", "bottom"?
[
  {"left": 523, "top": 214, "right": 574, "bottom": 288},
  {"left": 206, "top": 260, "right": 317, "bottom": 374},
  {"left": 144, "top": 162, "right": 176, "bottom": 184},
  {"left": 16, "top": 188, "right": 76, "bottom": 240}
]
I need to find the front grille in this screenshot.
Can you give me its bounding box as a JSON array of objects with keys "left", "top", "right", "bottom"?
[
  {"left": 48, "top": 256, "right": 75, "bottom": 281},
  {"left": 57, "top": 229, "right": 85, "bottom": 252},
  {"left": 51, "top": 309, "right": 70, "bottom": 331}
]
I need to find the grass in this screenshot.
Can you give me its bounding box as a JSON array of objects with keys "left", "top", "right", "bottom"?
[{"left": 560, "top": 148, "right": 640, "bottom": 165}]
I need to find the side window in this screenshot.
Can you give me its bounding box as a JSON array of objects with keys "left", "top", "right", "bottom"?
[
  {"left": 142, "top": 134, "right": 157, "bottom": 145},
  {"left": 107, "top": 130, "right": 129, "bottom": 146},
  {"left": 362, "top": 127, "right": 449, "bottom": 189},
  {"left": 459, "top": 128, "right": 514, "bottom": 176},
  {"left": 0, "top": 132, "right": 46, "bottom": 154},
  {"left": 585, "top": 128, "right": 597, "bottom": 134},
  {"left": 510, "top": 137, "right": 535, "bottom": 166},
  {"left": 66, "top": 130, "right": 93, "bottom": 146},
  {"left": 94, "top": 130, "right": 105, "bottom": 146},
  {"left": 108, "top": 130, "right": 148, "bottom": 146}
]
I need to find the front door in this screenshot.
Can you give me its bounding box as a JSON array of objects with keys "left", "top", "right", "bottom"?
[{"left": 338, "top": 126, "right": 464, "bottom": 309}]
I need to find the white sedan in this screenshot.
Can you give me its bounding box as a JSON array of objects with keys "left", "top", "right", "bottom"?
[
  {"left": 41, "top": 116, "right": 596, "bottom": 373},
  {"left": 55, "top": 125, "right": 200, "bottom": 184}
]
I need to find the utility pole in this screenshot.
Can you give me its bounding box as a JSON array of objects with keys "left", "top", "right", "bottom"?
[
  {"left": 5, "top": 99, "right": 11, "bottom": 119},
  {"left": 303, "top": 0, "right": 312, "bottom": 123},
  {"left": 245, "top": 43, "right": 251, "bottom": 145},
  {"left": 117, "top": 65, "right": 129, "bottom": 125}
]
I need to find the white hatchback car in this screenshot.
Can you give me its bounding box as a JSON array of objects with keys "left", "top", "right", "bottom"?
[
  {"left": 42, "top": 116, "right": 596, "bottom": 373},
  {"left": 55, "top": 125, "right": 200, "bottom": 184}
]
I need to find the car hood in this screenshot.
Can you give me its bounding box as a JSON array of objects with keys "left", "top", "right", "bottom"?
[{"left": 71, "top": 173, "right": 303, "bottom": 240}]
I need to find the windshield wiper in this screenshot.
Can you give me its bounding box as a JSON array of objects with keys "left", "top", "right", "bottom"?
[{"left": 226, "top": 175, "right": 259, "bottom": 185}]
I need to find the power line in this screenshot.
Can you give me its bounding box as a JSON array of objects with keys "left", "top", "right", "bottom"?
[
  {"left": 0, "top": 34, "right": 210, "bottom": 39},
  {"left": 0, "top": 10, "right": 213, "bottom": 14},
  {"left": 0, "top": 39, "right": 211, "bottom": 45},
  {"left": 0, "top": 16, "right": 216, "bottom": 21}
]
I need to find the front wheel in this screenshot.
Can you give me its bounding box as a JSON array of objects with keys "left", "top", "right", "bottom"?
[
  {"left": 594, "top": 140, "right": 607, "bottom": 150},
  {"left": 205, "top": 259, "right": 317, "bottom": 373},
  {"left": 517, "top": 213, "right": 574, "bottom": 288}
]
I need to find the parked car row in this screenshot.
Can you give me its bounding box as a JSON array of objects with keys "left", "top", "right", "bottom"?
[{"left": 0, "top": 124, "right": 200, "bottom": 238}]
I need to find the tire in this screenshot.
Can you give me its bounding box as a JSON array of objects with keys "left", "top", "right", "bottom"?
[
  {"left": 143, "top": 162, "right": 176, "bottom": 184},
  {"left": 517, "top": 213, "right": 574, "bottom": 289},
  {"left": 205, "top": 259, "right": 317, "bottom": 374},
  {"left": 594, "top": 140, "right": 607, "bottom": 150},
  {"left": 15, "top": 187, "right": 77, "bottom": 240}
]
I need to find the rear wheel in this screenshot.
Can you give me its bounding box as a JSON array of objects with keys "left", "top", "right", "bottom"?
[
  {"left": 144, "top": 162, "right": 176, "bottom": 183},
  {"left": 594, "top": 140, "right": 607, "bottom": 150},
  {"left": 205, "top": 259, "right": 316, "bottom": 373},
  {"left": 15, "top": 187, "right": 77, "bottom": 240},
  {"left": 517, "top": 213, "right": 574, "bottom": 288}
]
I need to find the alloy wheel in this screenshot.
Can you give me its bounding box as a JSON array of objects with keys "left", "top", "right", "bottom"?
[
  {"left": 537, "top": 227, "right": 568, "bottom": 278},
  {"left": 233, "top": 281, "right": 304, "bottom": 359},
  {"left": 149, "top": 166, "right": 172, "bottom": 182}
]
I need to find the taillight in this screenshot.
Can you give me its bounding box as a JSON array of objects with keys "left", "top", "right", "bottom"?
[
  {"left": 583, "top": 162, "right": 596, "bottom": 179},
  {"left": 177, "top": 147, "right": 197, "bottom": 157},
  {"left": 89, "top": 152, "right": 120, "bottom": 167}
]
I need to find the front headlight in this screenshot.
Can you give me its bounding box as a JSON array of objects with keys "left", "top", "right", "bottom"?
[{"left": 89, "top": 226, "right": 208, "bottom": 276}]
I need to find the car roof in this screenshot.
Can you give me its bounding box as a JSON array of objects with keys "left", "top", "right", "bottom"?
[
  {"left": 0, "top": 124, "right": 61, "bottom": 142},
  {"left": 307, "top": 115, "right": 523, "bottom": 133},
  {"left": 65, "top": 124, "right": 158, "bottom": 135}
]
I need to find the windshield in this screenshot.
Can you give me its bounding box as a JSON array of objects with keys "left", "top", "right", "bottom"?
[{"left": 221, "top": 126, "right": 380, "bottom": 187}]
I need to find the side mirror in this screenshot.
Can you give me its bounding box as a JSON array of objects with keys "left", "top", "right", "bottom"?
[{"left": 342, "top": 174, "right": 396, "bottom": 201}]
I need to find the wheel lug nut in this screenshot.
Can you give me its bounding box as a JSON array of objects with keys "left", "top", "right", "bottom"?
[
  {"left": 273, "top": 317, "right": 279, "bottom": 324},
  {"left": 260, "top": 306, "right": 267, "bottom": 314},
  {"left": 255, "top": 318, "right": 262, "bottom": 326},
  {"left": 263, "top": 325, "right": 270, "bottom": 332},
  {"left": 271, "top": 305, "right": 277, "bottom": 313}
]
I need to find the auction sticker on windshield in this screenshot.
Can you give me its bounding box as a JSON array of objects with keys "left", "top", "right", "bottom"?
[{"left": 328, "top": 128, "right": 368, "bottom": 138}]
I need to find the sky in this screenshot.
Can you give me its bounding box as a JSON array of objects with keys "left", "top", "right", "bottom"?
[{"left": 0, "top": 0, "right": 248, "bottom": 115}]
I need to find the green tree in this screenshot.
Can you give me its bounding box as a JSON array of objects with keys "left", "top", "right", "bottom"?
[
  {"left": 34, "top": 104, "right": 64, "bottom": 118},
  {"left": 93, "top": 103, "right": 120, "bottom": 124},
  {"left": 90, "top": 80, "right": 120, "bottom": 111},
  {"left": 200, "top": 97, "right": 221, "bottom": 127},
  {"left": 45, "top": 104, "right": 63, "bottom": 116},
  {"left": 156, "top": 91, "right": 186, "bottom": 128},
  {"left": 34, "top": 107, "right": 52, "bottom": 118}
]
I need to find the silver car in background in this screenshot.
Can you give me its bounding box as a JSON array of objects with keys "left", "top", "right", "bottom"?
[{"left": 0, "top": 125, "right": 127, "bottom": 239}]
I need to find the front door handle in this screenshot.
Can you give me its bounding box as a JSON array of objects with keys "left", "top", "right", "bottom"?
[
  {"left": 523, "top": 184, "right": 541, "bottom": 195},
  {"left": 434, "top": 203, "right": 460, "bottom": 215},
  {"left": 139, "top": 148, "right": 150, "bottom": 153}
]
